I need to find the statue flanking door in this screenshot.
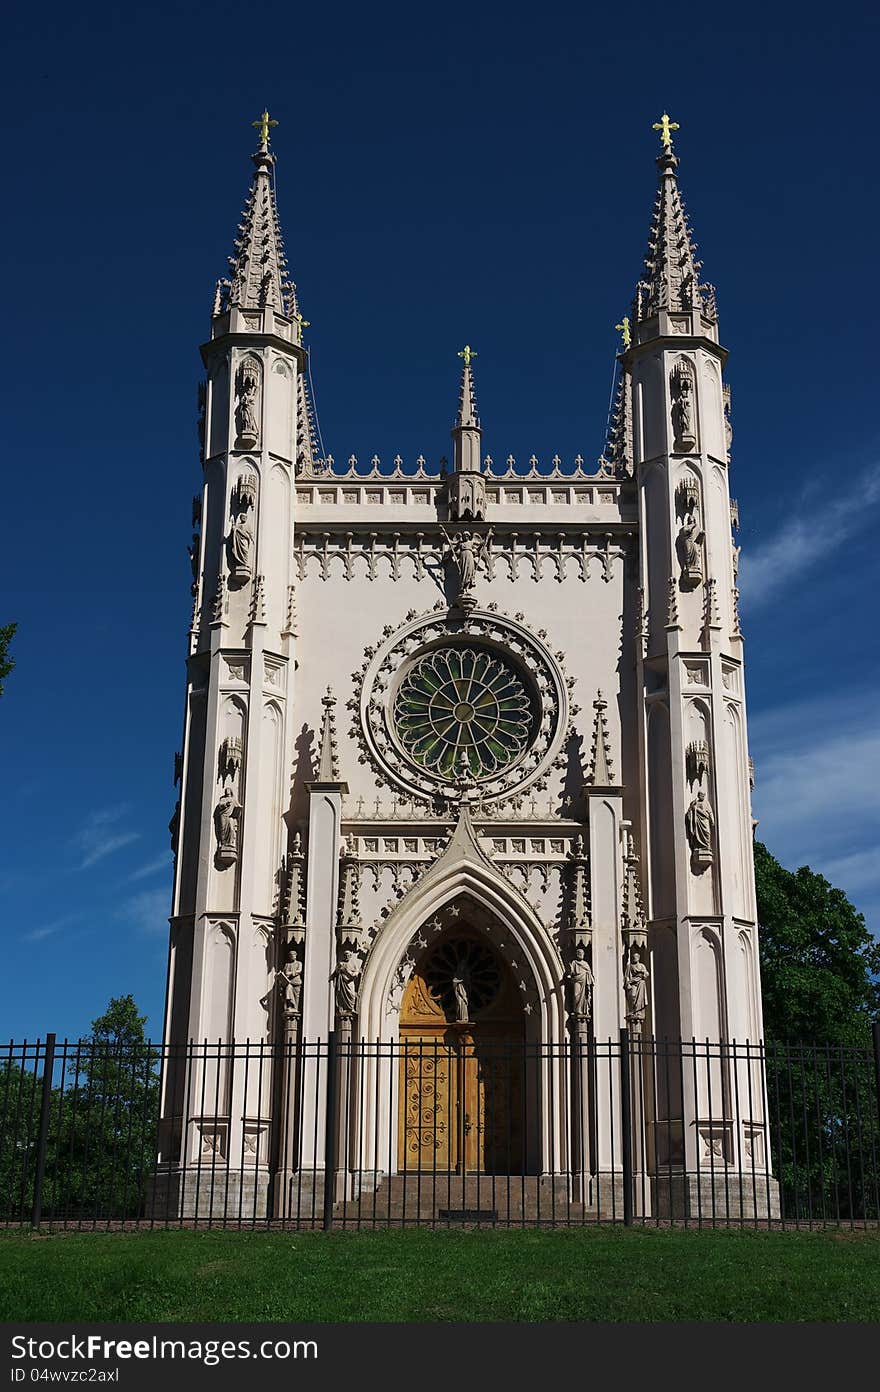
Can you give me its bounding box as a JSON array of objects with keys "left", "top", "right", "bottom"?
[{"left": 398, "top": 928, "right": 525, "bottom": 1173}]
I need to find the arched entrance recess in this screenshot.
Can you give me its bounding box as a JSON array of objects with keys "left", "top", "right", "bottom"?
[
  {"left": 399, "top": 924, "right": 526, "bottom": 1173},
  {"left": 353, "top": 802, "right": 569, "bottom": 1175}
]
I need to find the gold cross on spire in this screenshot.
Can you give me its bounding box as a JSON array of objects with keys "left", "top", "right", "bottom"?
[
  {"left": 252, "top": 109, "right": 279, "bottom": 151},
  {"left": 652, "top": 112, "right": 680, "bottom": 150},
  {"left": 615, "top": 316, "right": 631, "bottom": 350},
  {"left": 457, "top": 345, "right": 477, "bottom": 367}
]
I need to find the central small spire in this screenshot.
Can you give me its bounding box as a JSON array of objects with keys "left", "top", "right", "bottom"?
[
  {"left": 455, "top": 345, "right": 480, "bottom": 434},
  {"left": 448, "top": 347, "right": 486, "bottom": 518}
]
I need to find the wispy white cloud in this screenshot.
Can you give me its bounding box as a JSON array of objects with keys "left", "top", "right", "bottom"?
[
  {"left": 22, "top": 911, "right": 83, "bottom": 943},
  {"left": 72, "top": 805, "right": 140, "bottom": 869},
  {"left": 128, "top": 853, "right": 173, "bottom": 883},
  {"left": 739, "top": 465, "right": 880, "bottom": 607},
  {"left": 750, "top": 687, "right": 880, "bottom": 933},
  {"left": 117, "top": 888, "right": 170, "bottom": 935}
]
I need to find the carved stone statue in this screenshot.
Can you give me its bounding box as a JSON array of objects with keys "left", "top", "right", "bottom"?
[
  {"left": 214, "top": 786, "right": 241, "bottom": 865},
  {"left": 442, "top": 528, "right": 488, "bottom": 609},
  {"left": 566, "top": 946, "right": 594, "bottom": 1021},
  {"left": 685, "top": 789, "right": 715, "bottom": 868},
  {"left": 624, "top": 947, "right": 650, "bottom": 1031},
  {"left": 277, "top": 949, "right": 303, "bottom": 1017},
  {"left": 676, "top": 512, "right": 704, "bottom": 588},
  {"left": 228, "top": 512, "right": 254, "bottom": 582},
  {"left": 452, "top": 964, "right": 470, "bottom": 1023},
  {"left": 235, "top": 368, "right": 260, "bottom": 446},
  {"left": 672, "top": 370, "right": 697, "bottom": 451},
  {"left": 330, "top": 950, "right": 360, "bottom": 1016}
]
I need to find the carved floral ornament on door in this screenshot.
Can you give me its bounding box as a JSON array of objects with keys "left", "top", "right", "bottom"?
[{"left": 352, "top": 606, "right": 575, "bottom": 804}]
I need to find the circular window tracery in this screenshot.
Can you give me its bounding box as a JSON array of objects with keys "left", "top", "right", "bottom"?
[
  {"left": 394, "top": 647, "right": 534, "bottom": 781},
  {"left": 424, "top": 938, "right": 502, "bottom": 1018},
  {"left": 356, "top": 608, "right": 571, "bottom": 804}
]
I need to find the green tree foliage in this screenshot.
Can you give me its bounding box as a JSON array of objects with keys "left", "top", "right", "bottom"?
[
  {"left": 754, "top": 840, "right": 880, "bottom": 1044},
  {"left": 0, "top": 622, "right": 16, "bottom": 697},
  {"left": 0, "top": 997, "right": 160, "bottom": 1222},
  {"left": 755, "top": 842, "right": 880, "bottom": 1220}
]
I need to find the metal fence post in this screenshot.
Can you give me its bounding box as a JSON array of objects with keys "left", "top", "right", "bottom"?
[
  {"left": 30, "top": 1034, "right": 56, "bottom": 1229},
  {"left": 322, "top": 1030, "right": 338, "bottom": 1232},
  {"left": 872, "top": 1021, "right": 880, "bottom": 1133},
  {"left": 618, "top": 1030, "right": 632, "bottom": 1224},
  {"left": 619, "top": 1028, "right": 633, "bottom": 1226}
]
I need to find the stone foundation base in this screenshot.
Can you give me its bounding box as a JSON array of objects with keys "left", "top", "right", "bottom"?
[
  {"left": 148, "top": 1167, "right": 270, "bottom": 1221},
  {"left": 653, "top": 1171, "right": 781, "bottom": 1221}
]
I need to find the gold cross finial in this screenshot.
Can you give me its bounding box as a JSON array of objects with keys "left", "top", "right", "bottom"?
[
  {"left": 252, "top": 109, "right": 279, "bottom": 151},
  {"left": 457, "top": 345, "right": 477, "bottom": 367},
  {"left": 652, "top": 112, "right": 680, "bottom": 150},
  {"left": 615, "top": 316, "right": 631, "bottom": 350}
]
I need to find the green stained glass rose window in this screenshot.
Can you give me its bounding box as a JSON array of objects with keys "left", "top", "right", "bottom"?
[{"left": 393, "top": 647, "right": 534, "bottom": 780}]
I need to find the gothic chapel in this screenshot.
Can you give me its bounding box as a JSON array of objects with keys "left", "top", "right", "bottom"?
[{"left": 159, "top": 113, "right": 772, "bottom": 1219}]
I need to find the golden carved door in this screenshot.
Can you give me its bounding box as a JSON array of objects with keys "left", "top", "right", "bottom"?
[{"left": 398, "top": 929, "right": 524, "bottom": 1173}]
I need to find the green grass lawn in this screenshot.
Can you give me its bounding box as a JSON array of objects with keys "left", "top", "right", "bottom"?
[{"left": 1, "top": 1227, "right": 879, "bottom": 1322}]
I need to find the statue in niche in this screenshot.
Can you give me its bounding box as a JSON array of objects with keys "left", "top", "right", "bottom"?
[
  {"left": 442, "top": 527, "right": 490, "bottom": 610},
  {"left": 452, "top": 963, "right": 470, "bottom": 1023},
  {"left": 228, "top": 511, "right": 254, "bottom": 582},
  {"left": 214, "top": 785, "right": 241, "bottom": 865},
  {"left": 624, "top": 947, "right": 650, "bottom": 1030},
  {"left": 235, "top": 366, "right": 260, "bottom": 447},
  {"left": 566, "top": 946, "right": 594, "bottom": 1021},
  {"left": 277, "top": 948, "right": 303, "bottom": 1017},
  {"left": 676, "top": 511, "right": 704, "bottom": 589},
  {"left": 671, "top": 366, "right": 697, "bottom": 452},
  {"left": 330, "top": 950, "right": 360, "bottom": 1016},
  {"left": 685, "top": 789, "right": 715, "bottom": 868}
]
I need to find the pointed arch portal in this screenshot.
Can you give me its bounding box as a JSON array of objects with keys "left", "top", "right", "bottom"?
[{"left": 398, "top": 922, "right": 526, "bottom": 1173}]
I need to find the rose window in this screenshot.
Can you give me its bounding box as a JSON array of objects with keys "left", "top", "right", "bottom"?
[{"left": 393, "top": 647, "right": 534, "bottom": 780}]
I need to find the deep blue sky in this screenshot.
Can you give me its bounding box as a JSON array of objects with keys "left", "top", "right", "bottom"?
[{"left": 2, "top": 2, "right": 877, "bottom": 1041}]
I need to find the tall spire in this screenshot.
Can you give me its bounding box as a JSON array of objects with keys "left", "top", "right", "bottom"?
[
  {"left": 216, "top": 112, "right": 298, "bottom": 318},
  {"left": 634, "top": 116, "right": 717, "bottom": 327}
]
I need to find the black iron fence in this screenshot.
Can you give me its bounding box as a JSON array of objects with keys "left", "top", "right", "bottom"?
[{"left": 2, "top": 1031, "right": 879, "bottom": 1230}]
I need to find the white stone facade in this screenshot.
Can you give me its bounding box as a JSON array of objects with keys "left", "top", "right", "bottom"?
[{"left": 158, "top": 125, "right": 770, "bottom": 1217}]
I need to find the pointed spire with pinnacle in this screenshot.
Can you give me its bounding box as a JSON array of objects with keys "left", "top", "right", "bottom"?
[
  {"left": 296, "top": 372, "right": 324, "bottom": 476},
  {"left": 316, "top": 687, "right": 341, "bottom": 782},
  {"left": 598, "top": 366, "right": 634, "bottom": 477},
  {"left": 634, "top": 115, "right": 716, "bottom": 327},
  {"left": 217, "top": 111, "right": 298, "bottom": 318},
  {"left": 451, "top": 345, "right": 483, "bottom": 476},
  {"left": 588, "top": 691, "right": 616, "bottom": 786}
]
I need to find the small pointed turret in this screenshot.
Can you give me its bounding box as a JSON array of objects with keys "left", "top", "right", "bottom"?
[
  {"left": 598, "top": 366, "right": 633, "bottom": 477},
  {"left": 217, "top": 111, "right": 298, "bottom": 319},
  {"left": 316, "top": 687, "right": 341, "bottom": 782},
  {"left": 588, "top": 691, "right": 615, "bottom": 786},
  {"left": 448, "top": 346, "right": 486, "bottom": 520},
  {"left": 296, "top": 373, "right": 323, "bottom": 476},
  {"left": 634, "top": 116, "right": 716, "bottom": 329}
]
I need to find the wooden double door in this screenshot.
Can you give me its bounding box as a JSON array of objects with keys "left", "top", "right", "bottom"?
[{"left": 398, "top": 929, "right": 525, "bottom": 1173}]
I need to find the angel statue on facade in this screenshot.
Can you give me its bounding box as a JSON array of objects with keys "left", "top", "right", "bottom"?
[{"left": 441, "top": 527, "right": 491, "bottom": 608}]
